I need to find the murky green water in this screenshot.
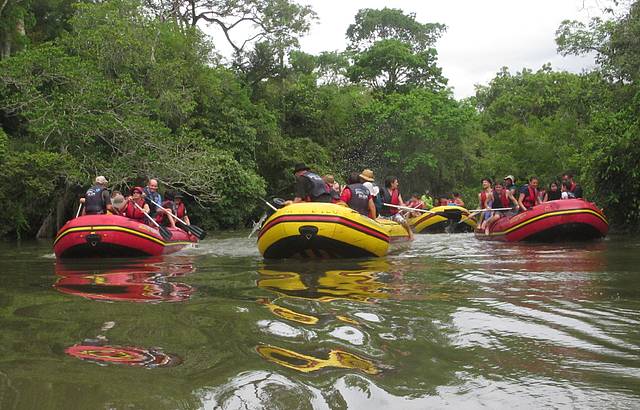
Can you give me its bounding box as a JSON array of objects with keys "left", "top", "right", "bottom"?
[{"left": 1, "top": 233, "right": 640, "bottom": 409}]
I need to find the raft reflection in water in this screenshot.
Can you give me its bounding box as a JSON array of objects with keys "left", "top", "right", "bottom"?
[
  {"left": 255, "top": 261, "right": 395, "bottom": 374},
  {"left": 54, "top": 258, "right": 195, "bottom": 303},
  {"left": 65, "top": 343, "right": 182, "bottom": 368}
]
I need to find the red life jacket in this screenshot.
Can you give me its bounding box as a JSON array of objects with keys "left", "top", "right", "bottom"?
[
  {"left": 569, "top": 181, "right": 576, "bottom": 192},
  {"left": 174, "top": 202, "right": 186, "bottom": 219},
  {"left": 522, "top": 186, "right": 538, "bottom": 209},
  {"left": 494, "top": 190, "right": 510, "bottom": 208},
  {"left": 480, "top": 191, "right": 488, "bottom": 208},
  {"left": 124, "top": 198, "right": 147, "bottom": 222},
  {"left": 155, "top": 200, "right": 174, "bottom": 225},
  {"left": 388, "top": 189, "right": 400, "bottom": 215}
]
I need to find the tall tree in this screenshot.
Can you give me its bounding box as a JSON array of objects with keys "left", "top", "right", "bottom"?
[{"left": 346, "top": 8, "right": 446, "bottom": 93}]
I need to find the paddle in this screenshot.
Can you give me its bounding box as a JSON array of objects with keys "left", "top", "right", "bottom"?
[
  {"left": 148, "top": 199, "right": 206, "bottom": 240},
  {"left": 459, "top": 206, "right": 517, "bottom": 224},
  {"left": 466, "top": 207, "right": 513, "bottom": 212},
  {"left": 133, "top": 202, "right": 172, "bottom": 241},
  {"left": 262, "top": 198, "right": 278, "bottom": 212},
  {"left": 458, "top": 211, "right": 481, "bottom": 224},
  {"left": 75, "top": 203, "right": 83, "bottom": 218},
  {"left": 248, "top": 212, "right": 268, "bottom": 239},
  {"left": 383, "top": 203, "right": 439, "bottom": 215}
]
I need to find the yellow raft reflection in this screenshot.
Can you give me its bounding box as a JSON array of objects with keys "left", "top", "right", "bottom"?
[
  {"left": 258, "top": 261, "right": 391, "bottom": 303},
  {"left": 256, "top": 345, "right": 379, "bottom": 375}
]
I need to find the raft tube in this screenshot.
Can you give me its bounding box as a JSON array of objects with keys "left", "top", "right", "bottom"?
[
  {"left": 474, "top": 199, "right": 608, "bottom": 242},
  {"left": 53, "top": 214, "right": 197, "bottom": 258},
  {"left": 257, "top": 202, "right": 411, "bottom": 258},
  {"left": 408, "top": 205, "right": 476, "bottom": 233}
]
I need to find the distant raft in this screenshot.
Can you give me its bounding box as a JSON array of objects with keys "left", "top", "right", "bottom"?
[
  {"left": 257, "top": 202, "right": 411, "bottom": 258},
  {"left": 475, "top": 198, "right": 608, "bottom": 242},
  {"left": 54, "top": 214, "right": 197, "bottom": 258},
  {"left": 408, "top": 205, "right": 476, "bottom": 233}
]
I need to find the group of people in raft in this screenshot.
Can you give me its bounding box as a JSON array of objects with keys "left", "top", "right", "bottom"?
[
  {"left": 477, "top": 173, "right": 583, "bottom": 234},
  {"left": 80, "top": 176, "right": 191, "bottom": 228},
  {"left": 288, "top": 163, "right": 585, "bottom": 237},
  {"left": 287, "top": 163, "right": 428, "bottom": 239}
]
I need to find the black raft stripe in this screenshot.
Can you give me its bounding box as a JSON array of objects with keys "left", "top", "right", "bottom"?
[{"left": 259, "top": 214, "right": 389, "bottom": 242}]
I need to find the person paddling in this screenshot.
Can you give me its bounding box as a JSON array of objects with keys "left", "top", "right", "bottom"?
[
  {"left": 143, "top": 178, "right": 163, "bottom": 218},
  {"left": 483, "top": 182, "right": 518, "bottom": 234},
  {"left": 123, "top": 187, "right": 150, "bottom": 223},
  {"left": 172, "top": 193, "right": 190, "bottom": 226},
  {"left": 82, "top": 176, "right": 112, "bottom": 215},
  {"left": 379, "top": 176, "right": 414, "bottom": 240},
  {"left": 155, "top": 191, "right": 177, "bottom": 228}
]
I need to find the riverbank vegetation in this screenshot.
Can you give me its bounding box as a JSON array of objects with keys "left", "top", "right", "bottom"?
[{"left": 1, "top": 0, "right": 639, "bottom": 238}]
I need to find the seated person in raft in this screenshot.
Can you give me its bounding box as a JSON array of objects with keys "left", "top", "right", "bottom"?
[
  {"left": 109, "top": 191, "right": 127, "bottom": 216},
  {"left": 517, "top": 176, "right": 541, "bottom": 212},
  {"left": 451, "top": 192, "right": 465, "bottom": 207},
  {"left": 340, "top": 172, "right": 376, "bottom": 219},
  {"left": 156, "top": 191, "right": 190, "bottom": 227},
  {"left": 122, "top": 186, "right": 151, "bottom": 223},
  {"left": 405, "top": 193, "right": 425, "bottom": 217},
  {"left": 544, "top": 181, "right": 561, "bottom": 202},
  {"left": 560, "top": 181, "right": 576, "bottom": 199},
  {"left": 483, "top": 182, "right": 519, "bottom": 234},
  {"left": 284, "top": 163, "right": 333, "bottom": 205},
  {"left": 379, "top": 176, "right": 414, "bottom": 240},
  {"left": 155, "top": 191, "right": 177, "bottom": 228},
  {"left": 80, "top": 176, "right": 112, "bottom": 215}
]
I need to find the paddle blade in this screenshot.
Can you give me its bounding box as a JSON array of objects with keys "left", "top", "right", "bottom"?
[
  {"left": 159, "top": 226, "right": 172, "bottom": 241},
  {"left": 187, "top": 224, "right": 206, "bottom": 240},
  {"left": 176, "top": 221, "right": 205, "bottom": 240}
]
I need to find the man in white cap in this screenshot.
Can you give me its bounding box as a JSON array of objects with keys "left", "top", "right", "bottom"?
[
  {"left": 504, "top": 175, "right": 517, "bottom": 197},
  {"left": 82, "top": 176, "right": 112, "bottom": 215}
]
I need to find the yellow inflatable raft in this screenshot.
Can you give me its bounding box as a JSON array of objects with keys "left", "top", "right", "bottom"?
[
  {"left": 257, "top": 203, "right": 410, "bottom": 258},
  {"left": 408, "top": 205, "right": 477, "bottom": 234}
]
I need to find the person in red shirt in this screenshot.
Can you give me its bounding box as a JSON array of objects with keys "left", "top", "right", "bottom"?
[
  {"left": 123, "top": 187, "right": 150, "bottom": 223},
  {"left": 405, "top": 193, "right": 425, "bottom": 217},
  {"left": 340, "top": 172, "right": 376, "bottom": 219},
  {"left": 451, "top": 192, "right": 465, "bottom": 207}
]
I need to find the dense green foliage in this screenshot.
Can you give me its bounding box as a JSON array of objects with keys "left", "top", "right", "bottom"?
[{"left": 0, "top": 0, "right": 639, "bottom": 237}]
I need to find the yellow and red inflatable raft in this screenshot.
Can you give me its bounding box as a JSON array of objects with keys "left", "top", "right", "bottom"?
[
  {"left": 408, "top": 205, "right": 476, "bottom": 233},
  {"left": 54, "top": 214, "right": 197, "bottom": 258},
  {"left": 257, "top": 203, "right": 411, "bottom": 258},
  {"left": 475, "top": 199, "right": 608, "bottom": 242}
]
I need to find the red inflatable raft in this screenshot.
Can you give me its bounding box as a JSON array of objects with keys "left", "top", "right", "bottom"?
[
  {"left": 53, "top": 214, "right": 197, "bottom": 258},
  {"left": 475, "top": 199, "right": 608, "bottom": 242}
]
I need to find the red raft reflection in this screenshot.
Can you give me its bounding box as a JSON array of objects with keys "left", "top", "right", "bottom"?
[
  {"left": 65, "top": 344, "right": 181, "bottom": 368},
  {"left": 54, "top": 259, "right": 195, "bottom": 303}
]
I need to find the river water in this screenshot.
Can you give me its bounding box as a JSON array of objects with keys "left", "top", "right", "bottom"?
[{"left": 1, "top": 233, "right": 639, "bottom": 409}]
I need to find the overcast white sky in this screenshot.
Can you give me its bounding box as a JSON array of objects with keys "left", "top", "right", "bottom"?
[{"left": 212, "top": 0, "right": 612, "bottom": 99}]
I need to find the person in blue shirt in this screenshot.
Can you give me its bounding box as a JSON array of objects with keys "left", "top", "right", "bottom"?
[{"left": 142, "top": 178, "right": 163, "bottom": 218}]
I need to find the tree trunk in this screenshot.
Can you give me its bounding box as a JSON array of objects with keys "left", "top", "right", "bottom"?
[
  {"left": 56, "top": 187, "right": 75, "bottom": 232},
  {"left": 36, "top": 211, "right": 55, "bottom": 239},
  {"left": 1, "top": 34, "right": 10, "bottom": 59}
]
